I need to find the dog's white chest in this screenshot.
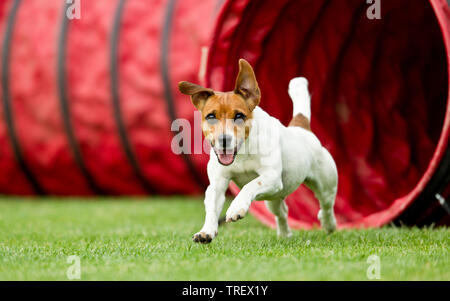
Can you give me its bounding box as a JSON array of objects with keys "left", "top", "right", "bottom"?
[{"left": 229, "top": 155, "right": 260, "bottom": 188}]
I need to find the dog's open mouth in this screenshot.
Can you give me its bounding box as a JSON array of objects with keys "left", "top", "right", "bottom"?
[{"left": 214, "top": 147, "right": 238, "bottom": 166}]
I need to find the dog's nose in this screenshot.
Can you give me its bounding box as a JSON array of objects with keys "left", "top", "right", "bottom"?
[{"left": 218, "top": 134, "right": 233, "bottom": 149}]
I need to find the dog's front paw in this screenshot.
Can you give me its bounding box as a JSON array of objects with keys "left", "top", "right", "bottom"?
[
  {"left": 225, "top": 207, "right": 248, "bottom": 223},
  {"left": 192, "top": 231, "right": 216, "bottom": 244},
  {"left": 278, "top": 229, "right": 293, "bottom": 238},
  {"left": 318, "top": 210, "right": 337, "bottom": 234}
]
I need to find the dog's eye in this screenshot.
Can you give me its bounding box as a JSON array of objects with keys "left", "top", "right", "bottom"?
[
  {"left": 205, "top": 113, "right": 218, "bottom": 125},
  {"left": 234, "top": 113, "right": 246, "bottom": 125}
]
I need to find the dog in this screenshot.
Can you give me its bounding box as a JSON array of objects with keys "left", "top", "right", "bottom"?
[{"left": 179, "top": 59, "right": 338, "bottom": 243}]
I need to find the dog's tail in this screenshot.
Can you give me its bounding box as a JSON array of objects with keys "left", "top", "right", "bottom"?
[{"left": 288, "top": 77, "right": 311, "bottom": 121}]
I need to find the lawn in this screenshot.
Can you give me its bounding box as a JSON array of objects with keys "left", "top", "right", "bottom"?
[{"left": 0, "top": 197, "right": 448, "bottom": 281}]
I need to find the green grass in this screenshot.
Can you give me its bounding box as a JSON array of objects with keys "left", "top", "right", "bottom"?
[{"left": 0, "top": 197, "right": 448, "bottom": 281}]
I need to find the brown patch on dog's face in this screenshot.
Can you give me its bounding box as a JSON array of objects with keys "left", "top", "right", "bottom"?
[
  {"left": 201, "top": 92, "right": 253, "bottom": 161},
  {"left": 179, "top": 59, "right": 260, "bottom": 166}
]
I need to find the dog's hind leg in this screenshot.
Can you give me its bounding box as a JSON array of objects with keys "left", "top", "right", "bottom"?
[
  {"left": 265, "top": 199, "right": 292, "bottom": 237},
  {"left": 304, "top": 149, "right": 338, "bottom": 234},
  {"left": 288, "top": 77, "right": 337, "bottom": 233}
]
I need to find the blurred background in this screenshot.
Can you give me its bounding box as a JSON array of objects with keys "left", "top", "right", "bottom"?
[{"left": 0, "top": 0, "right": 449, "bottom": 229}]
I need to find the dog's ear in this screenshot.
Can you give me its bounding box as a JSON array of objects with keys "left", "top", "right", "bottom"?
[
  {"left": 178, "top": 81, "right": 215, "bottom": 111},
  {"left": 234, "top": 59, "right": 260, "bottom": 111}
]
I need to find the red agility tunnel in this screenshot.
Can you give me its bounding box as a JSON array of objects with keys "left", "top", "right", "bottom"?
[
  {"left": 206, "top": 0, "right": 450, "bottom": 227},
  {"left": 0, "top": 0, "right": 223, "bottom": 196},
  {"left": 0, "top": 0, "right": 449, "bottom": 229}
]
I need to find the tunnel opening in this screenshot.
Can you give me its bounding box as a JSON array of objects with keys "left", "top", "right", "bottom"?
[{"left": 207, "top": 0, "right": 449, "bottom": 227}]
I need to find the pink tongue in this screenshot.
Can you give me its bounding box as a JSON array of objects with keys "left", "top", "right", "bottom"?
[{"left": 218, "top": 153, "right": 234, "bottom": 165}]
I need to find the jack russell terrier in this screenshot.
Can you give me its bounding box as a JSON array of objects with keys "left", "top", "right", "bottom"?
[{"left": 179, "top": 59, "right": 338, "bottom": 244}]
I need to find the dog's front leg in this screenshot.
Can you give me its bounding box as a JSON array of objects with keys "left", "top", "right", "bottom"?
[
  {"left": 193, "top": 176, "right": 229, "bottom": 244},
  {"left": 226, "top": 169, "right": 283, "bottom": 222}
]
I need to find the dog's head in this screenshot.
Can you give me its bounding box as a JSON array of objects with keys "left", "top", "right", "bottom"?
[{"left": 179, "top": 59, "right": 260, "bottom": 166}]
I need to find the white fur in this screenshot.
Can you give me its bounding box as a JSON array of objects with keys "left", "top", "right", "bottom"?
[
  {"left": 193, "top": 77, "right": 338, "bottom": 242},
  {"left": 289, "top": 77, "right": 311, "bottom": 120}
]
